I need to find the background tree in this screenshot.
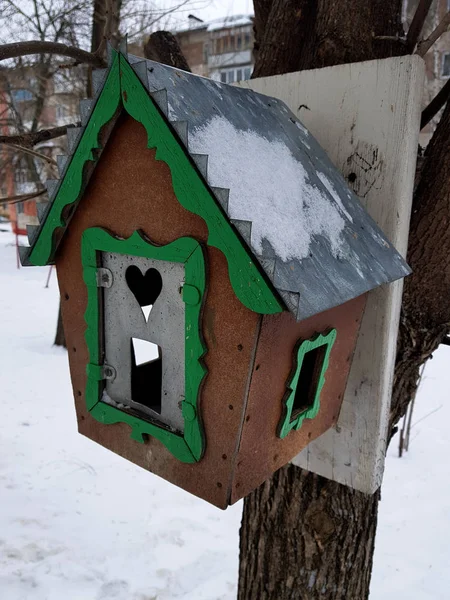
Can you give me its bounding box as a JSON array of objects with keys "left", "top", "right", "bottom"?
[{"left": 0, "top": 0, "right": 207, "bottom": 347}]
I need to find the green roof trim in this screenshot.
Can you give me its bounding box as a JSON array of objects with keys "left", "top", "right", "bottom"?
[
  {"left": 28, "top": 52, "right": 121, "bottom": 267},
  {"left": 28, "top": 50, "right": 282, "bottom": 316},
  {"left": 82, "top": 227, "right": 207, "bottom": 463}
]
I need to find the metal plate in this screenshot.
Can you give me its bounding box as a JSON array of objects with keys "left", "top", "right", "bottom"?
[{"left": 102, "top": 251, "right": 185, "bottom": 432}]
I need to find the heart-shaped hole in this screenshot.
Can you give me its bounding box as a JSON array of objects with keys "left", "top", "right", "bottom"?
[{"left": 125, "top": 265, "right": 163, "bottom": 322}]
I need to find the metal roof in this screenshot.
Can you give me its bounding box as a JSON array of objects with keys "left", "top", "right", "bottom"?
[
  {"left": 127, "top": 54, "right": 410, "bottom": 319},
  {"left": 22, "top": 50, "right": 411, "bottom": 320}
]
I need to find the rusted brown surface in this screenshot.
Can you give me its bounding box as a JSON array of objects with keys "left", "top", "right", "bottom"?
[
  {"left": 56, "top": 114, "right": 261, "bottom": 508},
  {"left": 230, "top": 295, "right": 367, "bottom": 504}
]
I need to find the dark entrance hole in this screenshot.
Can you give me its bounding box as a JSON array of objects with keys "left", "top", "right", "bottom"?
[
  {"left": 125, "top": 265, "right": 163, "bottom": 322},
  {"left": 130, "top": 338, "right": 162, "bottom": 414},
  {"left": 291, "top": 346, "right": 326, "bottom": 419}
]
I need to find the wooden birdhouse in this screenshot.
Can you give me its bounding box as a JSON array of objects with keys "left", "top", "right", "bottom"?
[{"left": 20, "top": 47, "right": 410, "bottom": 508}]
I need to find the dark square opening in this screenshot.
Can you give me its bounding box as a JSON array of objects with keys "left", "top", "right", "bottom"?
[
  {"left": 130, "top": 338, "right": 162, "bottom": 414},
  {"left": 291, "top": 345, "right": 326, "bottom": 420}
]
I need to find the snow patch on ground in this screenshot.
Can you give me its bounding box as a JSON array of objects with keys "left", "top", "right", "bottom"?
[
  {"left": 189, "top": 115, "right": 350, "bottom": 261},
  {"left": 1, "top": 224, "right": 449, "bottom": 599}
]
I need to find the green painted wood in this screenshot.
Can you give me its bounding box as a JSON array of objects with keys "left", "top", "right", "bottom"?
[
  {"left": 29, "top": 53, "right": 122, "bottom": 267},
  {"left": 81, "top": 227, "right": 207, "bottom": 463},
  {"left": 278, "top": 329, "right": 337, "bottom": 439},
  {"left": 118, "top": 55, "right": 283, "bottom": 316}
]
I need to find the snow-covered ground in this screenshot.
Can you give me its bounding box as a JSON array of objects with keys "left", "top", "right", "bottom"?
[{"left": 0, "top": 224, "right": 449, "bottom": 599}]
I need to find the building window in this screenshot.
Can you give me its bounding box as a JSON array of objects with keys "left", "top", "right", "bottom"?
[
  {"left": 11, "top": 89, "right": 33, "bottom": 102},
  {"left": 230, "top": 35, "right": 235, "bottom": 50},
  {"left": 56, "top": 105, "right": 67, "bottom": 120},
  {"left": 223, "top": 37, "right": 229, "bottom": 52},
  {"left": 218, "top": 67, "right": 253, "bottom": 84},
  {"left": 15, "top": 167, "right": 28, "bottom": 185},
  {"left": 244, "top": 32, "right": 251, "bottom": 48},
  {"left": 278, "top": 329, "right": 337, "bottom": 438},
  {"left": 442, "top": 53, "right": 450, "bottom": 78},
  {"left": 237, "top": 35, "right": 242, "bottom": 49}
]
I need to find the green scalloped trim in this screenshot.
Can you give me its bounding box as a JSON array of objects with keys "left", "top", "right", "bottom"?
[
  {"left": 82, "top": 227, "right": 207, "bottom": 463},
  {"left": 29, "top": 53, "right": 121, "bottom": 267},
  {"left": 278, "top": 329, "right": 337, "bottom": 439}
]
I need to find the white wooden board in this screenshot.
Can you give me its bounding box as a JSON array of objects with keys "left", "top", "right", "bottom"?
[{"left": 237, "top": 56, "right": 424, "bottom": 494}]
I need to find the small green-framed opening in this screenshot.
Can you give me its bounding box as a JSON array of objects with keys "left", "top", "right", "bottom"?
[
  {"left": 278, "top": 329, "right": 337, "bottom": 439},
  {"left": 291, "top": 345, "right": 327, "bottom": 420}
]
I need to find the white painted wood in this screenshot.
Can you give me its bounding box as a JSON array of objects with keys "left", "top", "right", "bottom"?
[{"left": 237, "top": 56, "right": 424, "bottom": 494}]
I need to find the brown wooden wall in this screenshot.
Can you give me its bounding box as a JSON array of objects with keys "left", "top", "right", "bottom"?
[
  {"left": 232, "top": 297, "right": 366, "bottom": 503},
  {"left": 56, "top": 114, "right": 261, "bottom": 508},
  {"left": 56, "top": 112, "right": 366, "bottom": 508}
]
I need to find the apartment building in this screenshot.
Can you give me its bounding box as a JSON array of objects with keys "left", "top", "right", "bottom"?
[
  {"left": 0, "top": 65, "right": 83, "bottom": 231},
  {"left": 176, "top": 14, "right": 254, "bottom": 83}
]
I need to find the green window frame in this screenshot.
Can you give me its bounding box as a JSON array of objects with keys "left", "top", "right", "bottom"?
[
  {"left": 82, "top": 227, "right": 207, "bottom": 463},
  {"left": 278, "top": 329, "right": 337, "bottom": 439}
]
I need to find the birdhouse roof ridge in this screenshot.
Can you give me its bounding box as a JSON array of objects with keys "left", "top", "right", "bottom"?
[{"left": 21, "top": 48, "right": 411, "bottom": 320}]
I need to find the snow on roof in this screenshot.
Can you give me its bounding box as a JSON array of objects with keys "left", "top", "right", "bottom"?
[
  {"left": 177, "top": 14, "right": 253, "bottom": 33},
  {"left": 130, "top": 55, "right": 410, "bottom": 319},
  {"left": 206, "top": 15, "right": 253, "bottom": 31},
  {"left": 189, "top": 116, "right": 349, "bottom": 262}
]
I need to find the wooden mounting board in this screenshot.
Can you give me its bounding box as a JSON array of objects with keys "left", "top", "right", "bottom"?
[{"left": 238, "top": 55, "right": 425, "bottom": 494}]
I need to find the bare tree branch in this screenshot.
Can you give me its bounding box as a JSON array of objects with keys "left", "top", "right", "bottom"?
[
  {"left": 0, "top": 41, "right": 106, "bottom": 67},
  {"left": 421, "top": 79, "right": 450, "bottom": 130},
  {"left": 1, "top": 141, "right": 58, "bottom": 165},
  {"left": 406, "top": 0, "right": 434, "bottom": 51},
  {"left": 416, "top": 11, "right": 450, "bottom": 57},
  {"left": 0, "top": 124, "right": 79, "bottom": 147},
  {"left": 0, "top": 188, "right": 46, "bottom": 204}
]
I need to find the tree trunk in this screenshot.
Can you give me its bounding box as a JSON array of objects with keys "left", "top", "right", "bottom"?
[
  {"left": 392, "top": 98, "right": 450, "bottom": 429},
  {"left": 239, "top": 468, "right": 379, "bottom": 599},
  {"left": 252, "top": 0, "right": 405, "bottom": 78},
  {"left": 239, "top": 1, "right": 450, "bottom": 598},
  {"left": 54, "top": 301, "right": 66, "bottom": 347},
  {"left": 91, "top": 0, "right": 122, "bottom": 55},
  {"left": 144, "top": 32, "right": 191, "bottom": 72}
]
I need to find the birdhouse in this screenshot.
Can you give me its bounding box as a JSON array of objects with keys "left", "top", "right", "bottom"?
[{"left": 20, "top": 48, "right": 410, "bottom": 508}]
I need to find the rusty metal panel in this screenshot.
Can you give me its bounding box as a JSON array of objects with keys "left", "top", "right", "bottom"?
[
  {"left": 55, "top": 116, "right": 260, "bottom": 509},
  {"left": 230, "top": 294, "right": 367, "bottom": 504}
]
